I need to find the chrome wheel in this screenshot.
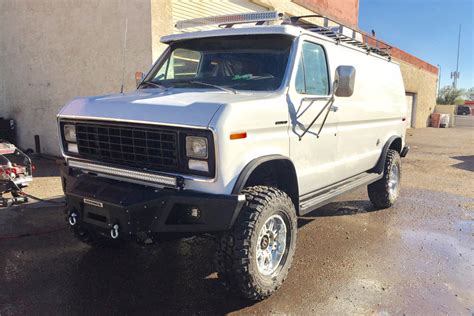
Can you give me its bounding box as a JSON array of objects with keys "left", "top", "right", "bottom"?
[
  {"left": 256, "top": 214, "right": 287, "bottom": 277},
  {"left": 388, "top": 163, "right": 400, "bottom": 199}
]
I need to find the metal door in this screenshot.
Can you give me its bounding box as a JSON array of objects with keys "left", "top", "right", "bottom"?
[
  {"left": 288, "top": 38, "right": 339, "bottom": 195},
  {"left": 405, "top": 92, "right": 416, "bottom": 128}
]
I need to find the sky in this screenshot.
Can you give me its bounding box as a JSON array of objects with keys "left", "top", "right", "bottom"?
[{"left": 359, "top": 0, "right": 473, "bottom": 90}]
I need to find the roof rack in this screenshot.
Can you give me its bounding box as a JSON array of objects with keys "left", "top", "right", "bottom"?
[
  {"left": 175, "top": 11, "right": 392, "bottom": 59},
  {"left": 286, "top": 15, "right": 392, "bottom": 59}
]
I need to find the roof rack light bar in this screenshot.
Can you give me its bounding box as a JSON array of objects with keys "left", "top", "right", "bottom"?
[{"left": 175, "top": 11, "right": 284, "bottom": 30}]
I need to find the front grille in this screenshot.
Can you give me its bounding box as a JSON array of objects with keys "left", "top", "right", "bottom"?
[{"left": 75, "top": 122, "right": 178, "bottom": 171}]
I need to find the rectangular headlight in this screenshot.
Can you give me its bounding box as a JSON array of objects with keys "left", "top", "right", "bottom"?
[
  {"left": 185, "top": 136, "right": 208, "bottom": 159},
  {"left": 64, "top": 124, "right": 77, "bottom": 143}
]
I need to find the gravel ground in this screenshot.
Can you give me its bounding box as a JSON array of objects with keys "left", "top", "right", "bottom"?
[{"left": 0, "top": 127, "right": 473, "bottom": 315}]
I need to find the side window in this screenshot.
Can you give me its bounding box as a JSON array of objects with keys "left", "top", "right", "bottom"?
[
  {"left": 154, "top": 48, "right": 201, "bottom": 80},
  {"left": 295, "top": 42, "right": 329, "bottom": 95}
]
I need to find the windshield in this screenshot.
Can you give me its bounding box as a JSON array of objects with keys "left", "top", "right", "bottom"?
[{"left": 143, "top": 35, "right": 294, "bottom": 92}]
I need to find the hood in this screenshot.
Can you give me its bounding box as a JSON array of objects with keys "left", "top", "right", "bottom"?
[{"left": 58, "top": 88, "right": 274, "bottom": 128}]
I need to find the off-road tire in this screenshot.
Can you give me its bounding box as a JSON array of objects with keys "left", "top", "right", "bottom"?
[
  {"left": 368, "top": 149, "right": 401, "bottom": 208},
  {"left": 71, "top": 225, "right": 125, "bottom": 248},
  {"left": 215, "top": 186, "right": 297, "bottom": 301}
]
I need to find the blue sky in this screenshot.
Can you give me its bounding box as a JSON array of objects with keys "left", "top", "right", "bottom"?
[{"left": 359, "top": 0, "right": 473, "bottom": 90}]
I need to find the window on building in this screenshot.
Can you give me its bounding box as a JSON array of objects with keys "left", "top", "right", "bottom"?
[{"left": 295, "top": 42, "right": 329, "bottom": 95}]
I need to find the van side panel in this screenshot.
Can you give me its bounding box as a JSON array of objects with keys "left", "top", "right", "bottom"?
[{"left": 327, "top": 43, "right": 406, "bottom": 179}]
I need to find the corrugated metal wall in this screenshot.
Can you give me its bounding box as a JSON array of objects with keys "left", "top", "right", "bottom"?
[{"left": 172, "top": 0, "right": 268, "bottom": 31}]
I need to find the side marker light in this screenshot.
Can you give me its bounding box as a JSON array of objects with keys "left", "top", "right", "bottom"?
[{"left": 230, "top": 132, "right": 247, "bottom": 140}]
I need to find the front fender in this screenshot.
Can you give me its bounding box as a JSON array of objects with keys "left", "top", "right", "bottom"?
[
  {"left": 231, "top": 155, "right": 300, "bottom": 214},
  {"left": 231, "top": 154, "right": 295, "bottom": 194}
]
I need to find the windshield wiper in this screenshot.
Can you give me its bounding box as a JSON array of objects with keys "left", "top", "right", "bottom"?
[
  {"left": 138, "top": 81, "right": 167, "bottom": 89},
  {"left": 189, "top": 81, "right": 237, "bottom": 94}
]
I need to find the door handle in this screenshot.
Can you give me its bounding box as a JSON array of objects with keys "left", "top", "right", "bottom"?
[{"left": 330, "top": 105, "right": 339, "bottom": 112}]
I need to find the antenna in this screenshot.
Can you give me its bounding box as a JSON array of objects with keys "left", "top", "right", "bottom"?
[
  {"left": 120, "top": 18, "right": 128, "bottom": 94},
  {"left": 451, "top": 24, "right": 461, "bottom": 88}
]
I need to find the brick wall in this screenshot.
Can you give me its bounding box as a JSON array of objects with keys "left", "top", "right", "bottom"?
[
  {"left": 361, "top": 31, "right": 438, "bottom": 75},
  {"left": 292, "top": 0, "right": 359, "bottom": 28},
  {"left": 391, "top": 48, "right": 438, "bottom": 75}
]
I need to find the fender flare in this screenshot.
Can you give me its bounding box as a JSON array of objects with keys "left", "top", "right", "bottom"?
[
  {"left": 372, "top": 136, "right": 402, "bottom": 174},
  {"left": 231, "top": 154, "right": 297, "bottom": 195}
]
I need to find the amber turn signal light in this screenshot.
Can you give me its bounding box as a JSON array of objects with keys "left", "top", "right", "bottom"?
[{"left": 230, "top": 132, "right": 247, "bottom": 140}]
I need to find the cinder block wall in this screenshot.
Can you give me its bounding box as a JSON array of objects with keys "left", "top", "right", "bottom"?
[
  {"left": 0, "top": 0, "right": 154, "bottom": 155},
  {"left": 151, "top": 0, "right": 173, "bottom": 62}
]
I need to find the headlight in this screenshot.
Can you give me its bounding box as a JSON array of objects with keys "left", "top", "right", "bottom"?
[
  {"left": 64, "top": 124, "right": 77, "bottom": 143},
  {"left": 185, "top": 136, "right": 208, "bottom": 159}
]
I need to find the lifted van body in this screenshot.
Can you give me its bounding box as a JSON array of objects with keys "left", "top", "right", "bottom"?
[{"left": 58, "top": 12, "right": 408, "bottom": 300}]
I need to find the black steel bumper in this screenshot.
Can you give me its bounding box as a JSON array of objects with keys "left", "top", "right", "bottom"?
[{"left": 60, "top": 164, "right": 245, "bottom": 240}]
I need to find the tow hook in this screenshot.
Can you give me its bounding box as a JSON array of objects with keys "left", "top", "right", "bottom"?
[
  {"left": 68, "top": 212, "right": 77, "bottom": 226},
  {"left": 110, "top": 224, "right": 119, "bottom": 239}
]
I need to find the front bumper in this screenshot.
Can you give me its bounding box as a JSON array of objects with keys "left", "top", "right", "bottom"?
[{"left": 61, "top": 164, "right": 245, "bottom": 240}]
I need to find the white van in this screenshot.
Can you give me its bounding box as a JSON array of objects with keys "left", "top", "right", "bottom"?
[{"left": 57, "top": 12, "right": 409, "bottom": 300}]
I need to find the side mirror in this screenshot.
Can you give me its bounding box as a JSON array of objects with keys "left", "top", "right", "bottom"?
[
  {"left": 334, "top": 66, "right": 356, "bottom": 97},
  {"left": 135, "top": 71, "right": 144, "bottom": 87}
]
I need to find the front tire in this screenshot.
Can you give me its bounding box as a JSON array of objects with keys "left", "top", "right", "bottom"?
[
  {"left": 368, "top": 149, "right": 401, "bottom": 208},
  {"left": 215, "top": 186, "right": 297, "bottom": 301}
]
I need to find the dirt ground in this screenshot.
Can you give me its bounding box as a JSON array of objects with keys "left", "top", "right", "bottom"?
[{"left": 0, "top": 128, "right": 473, "bottom": 315}]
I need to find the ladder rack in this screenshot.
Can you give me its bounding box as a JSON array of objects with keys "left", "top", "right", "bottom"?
[
  {"left": 175, "top": 11, "right": 392, "bottom": 60},
  {"left": 287, "top": 15, "right": 392, "bottom": 59}
]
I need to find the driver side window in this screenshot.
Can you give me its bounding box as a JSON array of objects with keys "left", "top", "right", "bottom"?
[
  {"left": 295, "top": 42, "right": 329, "bottom": 95},
  {"left": 154, "top": 48, "right": 201, "bottom": 80}
]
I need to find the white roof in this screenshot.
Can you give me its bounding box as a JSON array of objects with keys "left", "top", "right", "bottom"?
[{"left": 160, "top": 25, "right": 302, "bottom": 44}]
